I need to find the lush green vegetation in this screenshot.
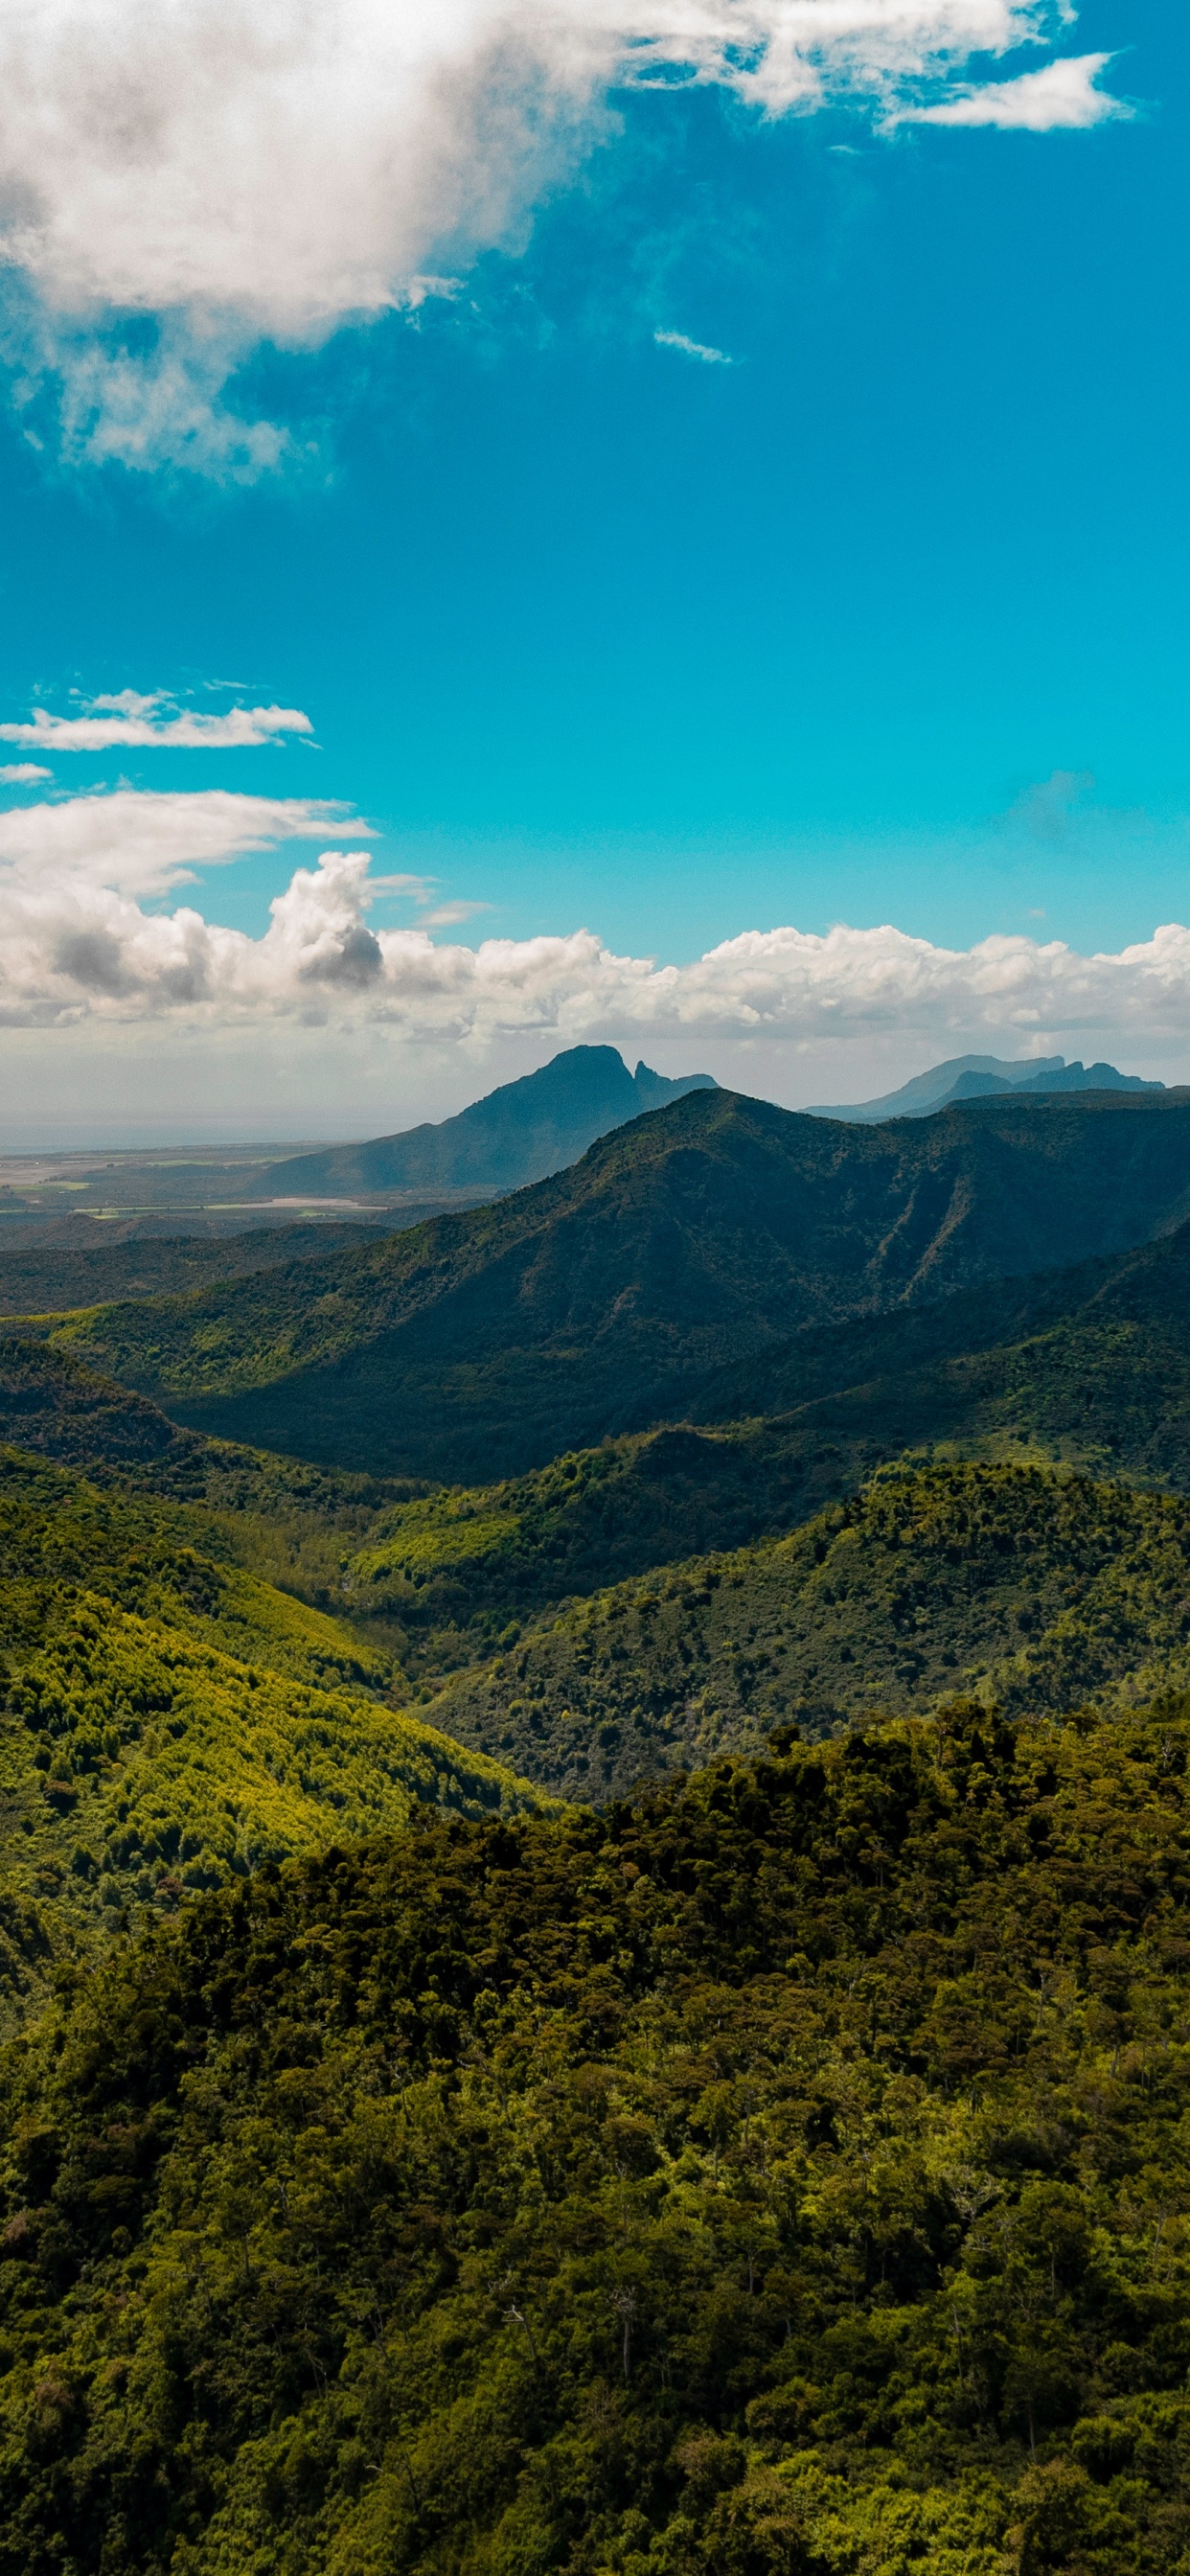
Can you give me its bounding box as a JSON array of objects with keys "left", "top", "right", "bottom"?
[
  {"left": 0, "top": 1452, "right": 544, "bottom": 2022},
  {"left": 9, "top": 1310, "right": 1190, "bottom": 1764},
  {"left": 336, "top": 1423, "right": 859, "bottom": 1682},
  {"left": 0, "top": 1449, "right": 399, "bottom": 1697},
  {"left": 425, "top": 1459, "right": 1190, "bottom": 1800},
  {"left": 697, "top": 1219, "right": 1190, "bottom": 1499},
  {"left": 0, "top": 1338, "right": 433, "bottom": 1646},
  {"left": 3, "top": 1702, "right": 1190, "bottom": 2572},
  {"left": 5, "top": 1093, "right": 1190, "bottom": 2570},
  {"left": 0, "top": 1224, "right": 384, "bottom": 1319},
  {"left": 47, "top": 1089, "right": 1190, "bottom": 1478}
]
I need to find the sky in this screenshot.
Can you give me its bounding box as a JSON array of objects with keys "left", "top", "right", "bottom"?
[{"left": 0, "top": 0, "right": 1185, "bottom": 1143}]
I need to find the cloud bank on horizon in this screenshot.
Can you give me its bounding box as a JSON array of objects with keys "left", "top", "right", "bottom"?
[
  {"left": 0, "top": 0, "right": 1130, "bottom": 473},
  {"left": 0, "top": 784, "right": 1185, "bottom": 1074}
]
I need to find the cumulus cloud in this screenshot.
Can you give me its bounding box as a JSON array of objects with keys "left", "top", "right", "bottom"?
[
  {"left": 0, "top": 788, "right": 1186, "bottom": 1060},
  {"left": 0, "top": 1, "right": 1127, "bottom": 471},
  {"left": 897, "top": 48, "right": 1131, "bottom": 126},
  {"left": 0, "top": 763, "right": 52, "bottom": 784},
  {"left": 0, "top": 693, "right": 314, "bottom": 752}
]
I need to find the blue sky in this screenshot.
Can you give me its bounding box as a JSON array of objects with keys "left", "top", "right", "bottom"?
[{"left": 0, "top": 0, "right": 1183, "bottom": 1138}]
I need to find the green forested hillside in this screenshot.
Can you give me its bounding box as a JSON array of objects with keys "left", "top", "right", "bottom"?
[
  {"left": 335, "top": 1223, "right": 1190, "bottom": 1690},
  {"left": 697, "top": 1216, "right": 1190, "bottom": 1492},
  {"left": 0, "top": 1335, "right": 198, "bottom": 1474},
  {"left": 0, "top": 1453, "right": 543, "bottom": 2022},
  {"left": 0, "top": 1450, "right": 397, "bottom": 1696},
  {"left": 0, "top": 1339, "right": 823, "bottom": 1668},
  {"left": 9, "top": 1318, "right": 1190, "bottom": 1758},
  {"left": 337, "top": 1420, "right": 854, "bottom": 1677},
  {"left": 3, "top": 1705, "right": 1190, "bottom": 2574},
  {"left": 9, "top": 1101, "right": 1190, "bottom": 2574},
  {"left": 426, "top": 1460, "right": 1190, "bottom": 1800},
  {"left": 46, "top": 1087, "right": 1190, "bottom": 1477},
  {"left": 0, "top": 1223, "right": 386, "bottom": 1319},
  {"left": 0, "top": 1336, "right": 425, "bottom": 1623}
]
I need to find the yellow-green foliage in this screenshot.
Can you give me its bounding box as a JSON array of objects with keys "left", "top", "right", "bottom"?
[
  {"left": 0, "top": 1446, "right": 395, "bottom": 1699},
  {"left": 351, "top": 1495, "right": 520, "bottom": 1580},
  {"left": 0, "top": 1452, "right": 548, "bottom": 2019},
  {"left": 11, "top": 1588, "right": 530, "bottom": 1888}
]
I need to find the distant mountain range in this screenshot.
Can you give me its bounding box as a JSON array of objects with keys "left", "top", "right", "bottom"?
[
  {"left": 812, "top": 1051, "right": 1164, "bottom": 1122},
  {"left": 248, "top": 1044, "right": 718, "bottom": 1202},
  {"left": 54, "top": 1083, "right": 1190, "bottom": 1480}
]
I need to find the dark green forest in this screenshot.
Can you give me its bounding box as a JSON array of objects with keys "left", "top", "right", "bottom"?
[
  {"left": 0, "top": 1224, "right": 388, "bottom": 1320},
  {"left": 42, "top": 1088, "right": 1190, "bottom": 1477},
  {"left": 4, "top": 1090, "right": 1190, "bottom": 2570},
  {"left": 4, "top": 1708, "right": 1190, "bottom": 2574},
  {"left": 425, "top": 1460, "right": 1190, "bottom": 1800}
]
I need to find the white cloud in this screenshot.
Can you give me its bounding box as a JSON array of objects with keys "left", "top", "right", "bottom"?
[
  {"left": 0, "top": 788, "right": 1186, "bottom": 1069},
  {"left": 0, "top": 788, "right": 373, "bottom": 900},
  {"left": 0, "top": 694, "right": 314, "bottom": 752},
  {"left": 898, "top": 49, "right": 1130, "bottom": 127},
  {"left": 0, "top": 763, "right": 52, "bottom": 784},
  {"left": 654, "top": 330, "right": 733, "bottom": 364},
  {"left": 0, "top": 2, "right": 1126, "bottom": 472}
]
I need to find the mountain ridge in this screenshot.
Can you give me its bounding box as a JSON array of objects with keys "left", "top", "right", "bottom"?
[
  {"left": 248, "top": 1042, "right": 718, "bottom": 1201},
  {"left": 51, "top": 1084, "right": 1190, "bottom": 1478},
  {"left": 423, "top": 1456, "right": 1190, "bottom": 1800},
  {"left": 813, "top": 1050, "right": 1164, "bottom": 1122}
]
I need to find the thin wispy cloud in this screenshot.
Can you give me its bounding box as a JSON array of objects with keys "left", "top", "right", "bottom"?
[
  {"left": 0, "top": 692, "right": 313, "bottom": 752},
  {"left": 0, "top": 763, "right": 52, "bottom": 784},
  {"left": 654, "top": 331, "right": 733, "bottom": 365},
  {"left": 897, "top": 50, "right": 1132, "bottom": 128},
  {"left": 1006, "top": 769, "right": 1097, "bottom": 844},
  {"left": 0, "top": 1, "right": 1129, "bottom": 475}
]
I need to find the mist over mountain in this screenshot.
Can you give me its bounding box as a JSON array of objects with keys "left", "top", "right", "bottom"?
[{"left": 248, "top": 1045, "right": 718, "bottom": 1202}]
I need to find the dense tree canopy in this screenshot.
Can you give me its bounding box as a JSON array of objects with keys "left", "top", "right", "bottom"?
[
  {"left": 428, "top": 1460, "right": 1190, "bottom": 1799},
  {"left": 2, "top": 1704, "right": 1190, "bottom": 2572},
  {"left": 6, "top": 1097, "right": 1190, "bottom": 2570}
]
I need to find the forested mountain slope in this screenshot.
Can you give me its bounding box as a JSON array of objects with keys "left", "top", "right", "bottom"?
[
  {"left": 0, "top": 1452, "right": 543, "bottom": 2025},
  {"left": 353, "top": 1217, "right": 1190, "bottom": 1693},
  {"left": 3, "top": 1704, "right": 1190, "bottom": 2575},
  {"left": 692, "top": 1215, "right": 1190, "bottom": 1501},
  {"left": 427, "top": 1460, "right": 1190, "bottom": 1800},
  {"left": 0, "top": 1220, "right": 386, "bottom": 1318},
  {"left": 0, "top": 1335, "right": 418, "bottom": 1581},
  {"left": 695, "top": 1212, "right": 1190, "bottom": 1422},
  {"left": 48, "top": 1086, "right": 1190, "bottom": 1478},
  {"left": 10, "top": 1198, "right": 1190, "bottom": 1718}
]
